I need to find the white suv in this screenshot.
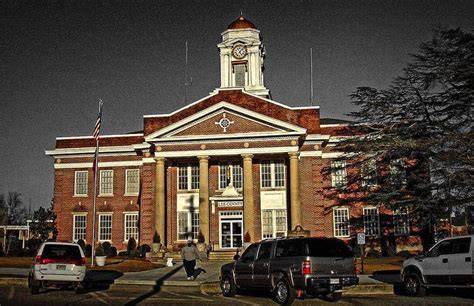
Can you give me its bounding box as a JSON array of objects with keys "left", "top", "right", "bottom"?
[
  {"left": 401, "top": 235, "right": 474, "bottom": 296},
  {"left": 28, "top": 242, "right": 86, "bottom": 294}
]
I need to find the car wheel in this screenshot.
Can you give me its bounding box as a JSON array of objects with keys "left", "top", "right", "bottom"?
[
  {"left": 30, "top": 278, "right": 40, "bottom": 295},
  {"left": 273, "top": 278, "right": 296, "bottom": 305},
  {"left": 323, "top": 291, "right": 342, "bottom": 302},
  {"left": 221, "top": 274, "right": 236, "bottom": 297},
  {"left": 403, "top": 273, "right": 426, "bottom": 297}
]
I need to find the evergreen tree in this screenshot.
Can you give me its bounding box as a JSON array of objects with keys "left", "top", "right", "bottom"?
[{"left": 334, "top": 28, "right": 473, "bottom": 247}]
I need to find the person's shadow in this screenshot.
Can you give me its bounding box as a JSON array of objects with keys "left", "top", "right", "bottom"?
[{"left": 192, "top": 267, "right": 207, "bottom": 279}]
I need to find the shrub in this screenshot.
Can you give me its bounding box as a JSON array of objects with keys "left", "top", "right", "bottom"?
[
  {"left": 127, "top": 238, "right": 137, "bottom": 258},
  {"left": 102, "top": 241, "right": 112, "bottom": 256},
  {"left": 95, "top": 243, "right": 104, "bottom": 256},
  {"left": 77, "top": 239, "right": 86, "bottom": 252},
  {"left": 367, "top": 249, "right": 381, "bottom": 258},
  {"left": 118, "top": 251, "right": 128, "bottom": 257},
  {"left": 85, "top": 244, "right": 92, "bottom": 257},
  {"left": 398, "top": 250, "right": 413, "bottom": 258},
  {"left": 140, "top": 244, "right": 151, "bottom": 257},
  {"left": 109, "top": 246, "right": 117, "bottom": 257},
  {"left": 153, "top": 231, "right": 161, "bottom": 244}
]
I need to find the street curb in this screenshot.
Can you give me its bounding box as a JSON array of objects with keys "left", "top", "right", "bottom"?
[{"left": 0, "top": 277, "right": 28, "bottom": 286}]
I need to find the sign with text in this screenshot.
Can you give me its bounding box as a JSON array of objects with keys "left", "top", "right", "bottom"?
[
  {"left": 217, "top": 201, "right": 243, "bottom": 208},
  {"left": 357, "top": 233, "right": 366, "bottom": 245}
]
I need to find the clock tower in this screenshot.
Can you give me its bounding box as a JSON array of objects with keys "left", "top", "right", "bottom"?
[{"left": 216, "top": 15, "right": 269, "bottom": 98}]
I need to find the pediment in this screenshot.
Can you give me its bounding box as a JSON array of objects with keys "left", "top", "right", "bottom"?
[{"left": 145, "top": 101, "right": 306, "bottom": 141}]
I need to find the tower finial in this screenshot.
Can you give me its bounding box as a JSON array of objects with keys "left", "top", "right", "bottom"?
[{"left": 240, "top": 9, "right": 243, "bottom": 17}]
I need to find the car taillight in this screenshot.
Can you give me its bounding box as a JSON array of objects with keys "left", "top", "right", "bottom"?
[
  {"left": 79, "top": 257, "right": 86, "bottom": 266},
  {"left": 302, "top": 260, "right": 311, "bottom": 275},
  {"left": 35, "top": 255, "right": 42, "bottom": 264}
]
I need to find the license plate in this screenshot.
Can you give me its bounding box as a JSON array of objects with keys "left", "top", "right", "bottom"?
[
  {"left": 56, "top": 265, "right": 66, "bottom": 270},
  {"left": 330, "top": 278, "right": 339, "bottom": 284}
]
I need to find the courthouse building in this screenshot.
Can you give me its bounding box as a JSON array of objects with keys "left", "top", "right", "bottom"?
[{"left": 46, "top": 15, "right": 415, "bottom": 252}]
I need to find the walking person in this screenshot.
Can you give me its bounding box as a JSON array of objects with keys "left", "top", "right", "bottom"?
[{"left": 181, "top": 239, "right": 201, "bottom": 280}]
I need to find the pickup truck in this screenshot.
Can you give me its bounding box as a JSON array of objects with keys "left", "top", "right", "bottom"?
[
  {"left": 401, "top": 234, "right": 474, "bottom": 296},
  {"left": 220, "top": 237, "right": 358, "bottom": 305}
]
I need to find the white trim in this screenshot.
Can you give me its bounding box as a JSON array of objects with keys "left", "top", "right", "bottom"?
[
  {"left": 145, "top": 101, "right": 306, "bottom": 141},
  {"left": 45, "top": 145, "right": 138, "bottom": 156},
  {"left": 54, "top": 160, "right": 143, "bottom": 169},
  {"left": 320, "top": 123, "right": 350, "bottom": 127},
  {"left": 363, "top": 206, "right": 380, "bottom": 238},
  {"left": 57, "top": 153, "right": 138, "bottom": 159},
  {"left": 123, "top": 212, "right": 139, "bottom": 242},
  {"left": 150, "top": 132, "right": 303, "bottom": 143},
  {"left": 56, "top": 133, "right": 143, "bottom": 140},
  {"left": 154, "top": 146, "right": 298, "bottom": 158},
  {"left": 72, "top": 214, "right": 87, "bottom": 242},
  {"left": 98, "top": 213, "right": 113, "bottom": 242},
  {"left": 305, "top": 134, "right": 331, "bottom": 141},
  {"left": 74, "top": 170, "right": 88, "bottom": 196},
  {"left": 332, "top": 207, "right": 350, "bottom": 238},
  {"left": 300, "top": 151, "right": 323, "bottom": 157},
  {"left": 322, "top": 152, "right": 344, "bottom": 159},
  {"left": 125, "top": 169, "right": 140, "bottom": 196},
  {"left": 99, "top": 170, "right": 114, "bottom": 196},
  {"left": 142, "top": 158, "right": 156, "bottom": 164}
]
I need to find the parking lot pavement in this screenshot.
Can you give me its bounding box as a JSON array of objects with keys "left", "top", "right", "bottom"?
[{"left": 0, "top": 284, "right": 473, "bottom": 306}]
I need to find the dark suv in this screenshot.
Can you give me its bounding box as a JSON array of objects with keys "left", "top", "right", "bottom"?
[{"left": 220, "top": 237, "right": 358, "bottom": 305}]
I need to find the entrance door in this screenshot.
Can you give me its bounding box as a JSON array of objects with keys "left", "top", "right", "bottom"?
[{"left": 220, "top": 211, "right": 243, "bottom": 249}]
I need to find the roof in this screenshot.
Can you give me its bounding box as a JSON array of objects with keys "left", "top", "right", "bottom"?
[{"left": 227, "top": 15, "right": 256, "bottom": 30}]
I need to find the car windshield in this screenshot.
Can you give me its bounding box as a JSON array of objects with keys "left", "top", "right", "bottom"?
[{"left": 42, "top": 245, "right": 82, "bottom": 260}]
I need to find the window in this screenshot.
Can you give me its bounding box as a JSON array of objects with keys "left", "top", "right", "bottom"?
[
  {"left": 234, "top": 64, "right": 246, "bottom": 87},
  {"left": 429, "top": 240, "right": 453, "bottom": 257},
  {"left": 125, "top": 169, "right": 140, "bottom": 195},
  {"left": 361, "top": 159, "right": 377, "bottom": 187},
  {"left": 393, "top": 208, "right": 410, "bottom": 236},
  {"left": 333, "top": 208, "right": 350, "bottom": 237},
  {"left": 219, "top": 162, "right": 243, "bottom": 189},
  {"left": 98, "top": 214, "right": 112, "bottom": 241},
  {"left": 331, "top": 161, "right": 347, "bottom": 188},
  {"left": 178, "top": 164, "right": 199, "bottom": 191},
  {"left": 74, "top": 171, "right": 88, "bottom": 196},
  {"left": 390, "top": 159, "right": 407, "bottom": 186},
  {"left": 451, "top": 237, "right": 471, "bottom": 254},
  {"left": 73, "top": 214, "right": 86, "bottom": 241},
  {"left": 99, "top": 170, "right": 114, "bottom": 195},
  {"left": 240, "top": 243, "right": 258, "bottom": 261},
  {"left": 363, "top": 207, "right": 380, "bottom": 237},
  {"left": 256, "top": 242, "right": 272, "bottom": 260},
  {"left": 262, "top": 209, "right": 287, "bottom": 239},
  {"left": 124, "top": 213, "right": 139, "bottom": 241},
  {"left": 260, "top": 160, "right": 285, "bottom": 188},
  {"left": 177, "top": 211, "right": 199, "bottom": 240}
]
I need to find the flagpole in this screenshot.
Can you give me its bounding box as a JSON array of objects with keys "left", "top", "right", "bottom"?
[
  {"left": 91, "top": 138, "right": 98, "bottom": 267},
  {"left": 91, "top": 99, "right": 102, "bottom": 267}
]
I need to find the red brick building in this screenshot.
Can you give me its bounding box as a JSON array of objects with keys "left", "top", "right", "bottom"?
[{"left": 46, "top": 15, "right": 419, "bottom": 254}]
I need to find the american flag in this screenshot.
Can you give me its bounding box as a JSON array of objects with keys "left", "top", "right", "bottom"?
[{"left": 93, "top": 100, "right": 103, "bottom": 140}]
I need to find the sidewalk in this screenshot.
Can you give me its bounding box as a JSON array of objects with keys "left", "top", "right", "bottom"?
[{"left": 0, "top": 260, "right": 400, "bottom": 294}]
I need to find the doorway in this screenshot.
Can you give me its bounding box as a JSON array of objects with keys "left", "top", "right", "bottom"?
[{"left": 219, "top": 211, "right": 243, "bottom": 249}]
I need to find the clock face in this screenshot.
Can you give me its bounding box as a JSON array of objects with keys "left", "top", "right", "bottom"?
[{"left": 232, "top": 45, "right": 247, "bottom": 59}]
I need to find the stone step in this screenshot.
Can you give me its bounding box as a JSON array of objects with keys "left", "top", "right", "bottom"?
[{"left": 207, "top": 250, "right": 237, "bottom": 261}]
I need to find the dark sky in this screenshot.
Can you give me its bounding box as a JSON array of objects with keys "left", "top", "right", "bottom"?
[{"left": 1, "top": 0, "right": 473, "bottom": 211}]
